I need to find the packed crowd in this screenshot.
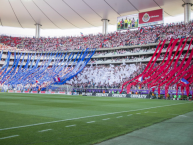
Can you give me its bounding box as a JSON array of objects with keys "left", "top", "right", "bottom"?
[
  {"left": 1, "top": 51, "right": 192, "bottom": 92},
  {"left": 0, "top": 22, "right": 193, "bottom": 52},
  {"left": 0, "top": 44, "right": 17, "bottom": 51},
  {"left": 1, "top": 59, "right": 192, "bottom": 91},
  {"left": 0, "top": 64, "right": 74, "bottom": 92},
  {"left": 93, "top": 47, "right": 155, "bottom": 56},
  {"left": 90, "top": 43, "right": 190, "bottom": 63},
  {"left": 1, "top": 21, "right": 193, "bottom": 93},
  {"left": 68, "top": 58, "right": 193, "bottom": 90},
  {"left": 1, "top": 41, "right": 191, "bottom": 92},
  {"left": 3, "top": 42, "right": 189, "bottom": 66},
  {"left": 66, "top": 63, "right": 147, "bottom": 89},
  {"left": 90, "top": 52, "right": 190, "bottom": 64},
  {"left": 90, "top": 55, "right": 150, "bottom": 64},
  {"left": 148, "top": 60, "right": 193, "bottom": 91}
]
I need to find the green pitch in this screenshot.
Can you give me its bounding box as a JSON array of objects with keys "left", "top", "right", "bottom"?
[{"left": 0, "top": 93, "right": 193, "bottom": 145}]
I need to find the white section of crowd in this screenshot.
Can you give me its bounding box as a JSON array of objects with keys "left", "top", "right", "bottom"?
[
  {"left": 67, "top": 63, "right": 146, "bottom": 89},
  {"left": 68, "top": 64, "right": 137, "bottom": 86}
]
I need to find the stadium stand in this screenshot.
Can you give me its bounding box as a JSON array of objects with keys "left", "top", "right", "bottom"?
[
  {"left": 0, "top": 22, "right": 192, "bottom": 52},
  {"left": 0, "top": 22, "right": 193, "bottom": 96}
]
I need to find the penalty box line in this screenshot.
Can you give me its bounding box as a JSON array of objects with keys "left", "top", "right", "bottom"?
[{"left": 0, "top": 102, "right": 192, "bottom": 131}]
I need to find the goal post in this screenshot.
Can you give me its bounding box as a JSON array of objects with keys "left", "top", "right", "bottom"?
[{"left": 49, "top": 84, "right": 73, "bottom": 94}]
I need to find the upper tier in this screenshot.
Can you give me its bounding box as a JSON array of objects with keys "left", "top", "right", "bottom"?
[{"left": 0, "top": 22, "right": 192, "bottom": 52}]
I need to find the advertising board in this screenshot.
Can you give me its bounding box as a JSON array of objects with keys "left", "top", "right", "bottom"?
[{"left": 138, "top": 9, "right": 163, "bottom": 27}]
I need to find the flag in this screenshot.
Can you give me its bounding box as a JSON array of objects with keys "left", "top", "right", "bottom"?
[
  {"left": 140, "top": 27, "right": 144, "bottom": 33},
  {"left": 138, "top": 76, "right": 143, "bottom": 82},
  {"left": 144, "top": 29, "right": 148, "bottom": 33},
  {"left": 54, "top": 76, "right": 60, "bottom": 82},
  {"left": 80, "top": 32, "right": 83, "bottom": 36},
  {"left": 181, "top": 78, "right": 189, "bottom": 85},
  {"left": 57, "top": 76, "right": 61, "bottom": 82}
]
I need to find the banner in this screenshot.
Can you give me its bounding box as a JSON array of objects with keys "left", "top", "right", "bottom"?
[
  {"left": 139, "top": 9, "right": 163, "bottom": 27},
  {"left": 40, "top": 91, "right": 46, "bottom": 94},
  {"left": 24, "top": 91, "right": 29, "bottom": 93},
  {"left": 130, "top": 94, "right": 147, "bottom": 98},
  {"left": 32, "top": 91, "right": 38, "bottom": 94},
  {"left": 82, "top": 92, "right": 93, "bottom": 96},
  {"left": 117, "top": 13, "right": 138, "bottom": 30},
  {"left": 58, "top": 91, "right": 65, "bottom": 94},
  {"left": 16, "top": 90, "right": 21, "bottom": 93},
  {"left": 8, "top": 90, "right": 14, "bottom": 93},
  {"left": 96, "top": 93, "right": 109, "bottom": 97},
  {"left": 112, "top": 94, "right": 127, "bottom": 98},
  {"left": 80, "top": 93, "right": 148, "bottom": 98},
  {"left": 94, "top": 93, "right": 130, "bottom": 98}
]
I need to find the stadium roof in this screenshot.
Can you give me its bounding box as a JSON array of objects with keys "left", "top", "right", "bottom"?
[{"left": 0, "top": 0, "right": 192, "bottom": 29}]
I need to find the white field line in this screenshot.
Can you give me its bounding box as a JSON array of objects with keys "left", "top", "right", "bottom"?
[
  {"left": 65, "top": 124, "right": 76, "bottom": 127},
  {"left": 102, "top": 118, "right": 110, "bottom": 120},
  {"left": 169, "top": 114, "right": 179, "bottom": 115},
  {"left": 145, "top": 111, "right": 149, "bottom": 113},
  {"left": 116, "top": 116, "right": 123, "bottom": 118},
  {"left": 127, "top": 114, "right": 132, "bottom": 116},
  {"left": 87, "top": 121, "right": 95, "bottom": 123},
  {"left": 0, "top": 102, "right": 192, "bottom": 131},
  {"left": 0, "top": 135, "right": 19, "bottom": 140},
  {"left": 38, "top": 129, "right": 52, "bottom": 132},
  {"left": 178, "top": 115, "right": 187, "bottom": 117}
]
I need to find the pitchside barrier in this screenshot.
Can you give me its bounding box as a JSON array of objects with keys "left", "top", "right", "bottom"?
[
  {"left": 74, "top": 88, "right": 193, "bottom": 96},
  {"left": 7, "top": 90, "right": 145, "bottom": 98},
  {"left": 8, "top": 90, "right": 14, "bottom": 93},
  {"left": 6, "top": 90, "right": 192, "bottom": 100},
  {"left": 78, "top": 92, "right": 192, "bottom": 100},
  {"left": 81, "top": 92, "right": 148, "bottom": 98},
  {"left": 7, "top": 90, "right": 72, "bottom": 95}
]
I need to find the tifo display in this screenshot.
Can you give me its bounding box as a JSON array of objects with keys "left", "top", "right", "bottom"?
[
  {"left": 120, "top": 38, "right": 193, "bottom": 97},
  {"left": 0, "top": 21, "right": 193, "bottom": 99},
  {"left": 0, "top": 49, "right": 95, "bottom": 92}
]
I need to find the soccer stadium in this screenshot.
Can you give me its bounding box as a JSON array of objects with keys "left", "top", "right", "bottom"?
[{"left": 0, "top": 0, "right": 193, "bottom": 145}]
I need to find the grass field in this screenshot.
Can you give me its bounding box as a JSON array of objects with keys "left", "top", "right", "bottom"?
[{"left": 0, "top": 93, "right": 193, "bottom": 145}]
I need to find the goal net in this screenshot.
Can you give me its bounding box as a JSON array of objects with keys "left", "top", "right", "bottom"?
[{"left": 49, "top": 84, "right": 73, "bottom": 94}]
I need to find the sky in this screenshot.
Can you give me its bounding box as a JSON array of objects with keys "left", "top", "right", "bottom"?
[{"left": 0, "top": 13, "right": 193, "bottom": 38}]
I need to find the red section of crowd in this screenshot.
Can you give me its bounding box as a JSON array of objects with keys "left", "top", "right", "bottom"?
[{"left": 121, "top": 38, "right": 193, "bottom": 95}]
